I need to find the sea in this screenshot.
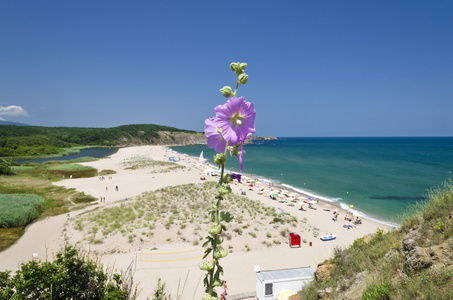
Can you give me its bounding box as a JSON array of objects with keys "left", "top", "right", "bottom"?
[{"left": 170, "top": 137, "right": 453, "bottom": 227}]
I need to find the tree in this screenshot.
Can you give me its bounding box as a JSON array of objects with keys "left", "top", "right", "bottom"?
[
  {"left": 0, "top": 245, "right": 133, "bottom": 300},
  {"left": 0, "top": 158, "right": 16, "bottom": 175}
]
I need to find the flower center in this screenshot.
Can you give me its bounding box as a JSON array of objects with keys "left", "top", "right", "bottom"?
[{"left": 230, "top": 113, "right": 244, "bottom": 127}]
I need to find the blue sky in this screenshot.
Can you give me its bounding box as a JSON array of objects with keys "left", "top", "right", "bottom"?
[{"left": 1, "top": 1, "right": 452, "bottom": 137}]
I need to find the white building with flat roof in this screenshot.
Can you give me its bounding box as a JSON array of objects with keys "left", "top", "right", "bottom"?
[{"left": 255, "top": 267, "right": 315, "bottom": 300}]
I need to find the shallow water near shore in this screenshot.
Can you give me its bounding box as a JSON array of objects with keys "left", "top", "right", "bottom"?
[
  {"left": 171, "top": 137, "right": 453, "bottom": 225},
  {"left": 13, "top": 147, "right": 119, "bottom": 165}
]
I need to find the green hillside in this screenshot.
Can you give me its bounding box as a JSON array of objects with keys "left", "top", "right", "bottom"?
[
  {"left": 298, "top": 181, "right": 453, "bottom": 299},
  {"left": 0, "top": 124, "right": 201, "bottom": 157}
]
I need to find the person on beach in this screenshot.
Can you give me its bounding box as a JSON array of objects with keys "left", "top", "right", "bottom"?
[{"left": 223, "top": 281, "right": 228, "bottom": 296}]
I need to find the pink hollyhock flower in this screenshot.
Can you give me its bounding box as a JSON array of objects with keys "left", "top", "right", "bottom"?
[
  {"left": 213, "top": 96, "right": 256, "bottom": 145},
  {"left": 204, "top": 117, "right": 227, "bottom": 152}
]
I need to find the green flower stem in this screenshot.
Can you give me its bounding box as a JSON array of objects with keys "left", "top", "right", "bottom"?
[{"left": 234, "top": 81, "right": 240, "bottom": 96}]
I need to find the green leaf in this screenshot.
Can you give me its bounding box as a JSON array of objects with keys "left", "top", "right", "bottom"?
[
  {"left": 203, "top": 248, "right": 212, "bottom": 259},
  {"left": 221, "top": 211, "right": 234, "bottom": 222},
  {"left": 202, "top": 237, "right": 212, "bottom": 248}
]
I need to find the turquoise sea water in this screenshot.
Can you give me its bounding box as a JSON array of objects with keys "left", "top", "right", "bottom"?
[{"left": 171, "top": 137, "right": 453, "bottom": 226}]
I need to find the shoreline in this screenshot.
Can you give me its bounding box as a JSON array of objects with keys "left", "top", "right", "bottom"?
[
  {"left": 169, "top": 146, "right": 400, "bottom": 228},
  {"left": 1, "top": 146, "right": 390, "bottom": 299}
]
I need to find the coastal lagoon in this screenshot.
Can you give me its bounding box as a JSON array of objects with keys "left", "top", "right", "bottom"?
[
  {"left": 171, "top": 137, "right": 453, "bottom": 226},
  {"left": 14, "top": 147, "right": 119, "bottom": 165}
]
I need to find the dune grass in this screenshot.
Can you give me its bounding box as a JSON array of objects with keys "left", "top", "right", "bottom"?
[
  {"left": 75, "top": 182, "right": 302, "bottom": 250},
  {"left": 122, "top": 155, "right": 185, "bottom": 173},
  {"left": 0, "top": 194, "right": 45, "bottom": 228}
]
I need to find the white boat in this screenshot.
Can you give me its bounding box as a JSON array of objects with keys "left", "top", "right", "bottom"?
[{"left": 320, "top": 234, "right": 336, "bottom": 241}]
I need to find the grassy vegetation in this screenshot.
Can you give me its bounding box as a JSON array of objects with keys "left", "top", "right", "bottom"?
[
  {"left": 0, "top": 157, "right": 100, "bottom": 251},
  {"left": 1, "top": 159, "right": 98, "bottom": 217},
  {"left": 122, "top": 155, "right": 185, "bottom": 173},
  {"left": 75, "top": 182, "right": 301, "bottom": 249},
  {"left": 0, "top": 194, "right": 45, "bottom": 228},
  {"left": 298, "top": 181, "right": 453, "bottom": 299},
  {"left": 99, "top": 169, "right": 117, "bottom": 176}
]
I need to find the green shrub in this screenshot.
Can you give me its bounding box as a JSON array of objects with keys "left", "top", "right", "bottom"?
[
  {"left": 0, "top": 245, "right": 132, "bottom": 299},
  {"left": 362, "top": 280, "right": 391, "bottom": 300},
  {"left": 152, "top": 278, "right": 171, "bottom": 300},
  {"left": 0, "top": 194, "right": 45, "bottom": 228},
  {"left": 0, "top": 158, "right": 18, "bottom": 175}
]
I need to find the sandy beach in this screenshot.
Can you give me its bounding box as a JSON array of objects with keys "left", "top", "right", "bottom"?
[{"left": 0, "top": 146, "right": 389, "bottom": 299}]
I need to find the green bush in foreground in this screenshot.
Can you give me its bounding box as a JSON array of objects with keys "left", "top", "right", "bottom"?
[
  {"left": 0, "top": 245, "right": 133, "bottom": 299},
  {"left": 0, "top": 158, "right": 18, "bottom": 175},
  {"left": 0, "top": 194, "right": 45, "bottom": 228}
]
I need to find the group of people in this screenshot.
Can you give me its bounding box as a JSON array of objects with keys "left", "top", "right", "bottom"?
[{"left": 332, "top": 210, "right": 339, "bottom": 221}]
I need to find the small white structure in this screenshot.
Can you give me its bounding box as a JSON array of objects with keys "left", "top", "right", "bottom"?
[
  {"left": 203, "top": 169, "right": 218, "bottom": 176},
  {"left": 255, "top": 266, "right": 315, "bottom": 300}
]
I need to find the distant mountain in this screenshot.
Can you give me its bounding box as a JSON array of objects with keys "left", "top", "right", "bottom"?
[{"left": 0, "top": 120, "right": 29, "bottom": 126}]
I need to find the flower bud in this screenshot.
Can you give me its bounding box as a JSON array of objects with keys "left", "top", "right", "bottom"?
[
  {"left": 230, "top": 62, "right": 239, "bottom": 72},
  {"left": 240, "top": 63, "right": 247, "bottom": 71},
  {"left": 231, "top": 143, "right": 241, "bottom": 157},
  {"left": 214, "top": 280, "right": 223, "bottom": 287},
  {"left": 219, "top": 86, "right": 233, "bottom": 98},
  {"left": 208, "top": 224, "right": 222, "bottom": 235},
  {"left": 219, "top": 184, "right": 232, "bottom": 195},
  {"left": 222, "top": 174, "right": 232, "bottom": 183},
  {"left": 200, "top": 261, "right": 214, "bottom": 271},
  {"left": 214, "top": 153, "right": 226, "bottom": 166},
  {"left": 214, "top": 248, "right": 228, "bottom": 259},
  {"left": 238, "top": 73, "right": 248, "bottom": 84}
]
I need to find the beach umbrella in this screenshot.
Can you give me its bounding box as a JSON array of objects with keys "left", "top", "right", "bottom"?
[
  {"left": 248, "top": 184, "right": 254, "bottom": 187},
  {"left": 308, "top": 200, "right": 317, "bottom": 204},
  {"left": 272, "top": 193, "right": 279, "bottom": 198},
  {"left": 353, "top": 213, "right": 362, "bottom": 218}
]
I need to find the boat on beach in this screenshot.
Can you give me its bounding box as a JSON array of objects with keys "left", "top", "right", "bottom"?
[{"left": 320, "top": 234, "right": 336, "bottom": 241}]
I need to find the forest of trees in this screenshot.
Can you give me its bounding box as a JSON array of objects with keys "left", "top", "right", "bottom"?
[{"left": 0, "top": 124, "right": 198, "bottom": 157}]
